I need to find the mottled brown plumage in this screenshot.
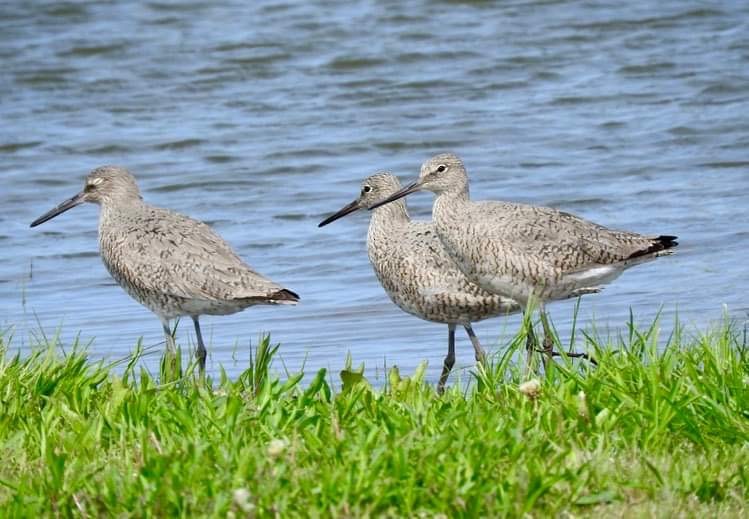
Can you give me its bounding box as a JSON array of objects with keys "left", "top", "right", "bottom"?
[
  {"left": 319, "top": 173, "right": 520, "bottom": 392},
  {"left": 30, "top": 166, "right": 298, "bottom": 370},
  {"left": 370, "top": 153, "right": 677, "bottom": 365}
]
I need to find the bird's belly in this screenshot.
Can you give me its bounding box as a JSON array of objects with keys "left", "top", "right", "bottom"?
[
  {"left": 379, "top": 262, "right": 519, "bottom": 324},
  {"left": 177, "top": 298, "right": 251, "bottom": 317},
  {"left": 112, "top": 277, "right": 185, "bottom": 319},
  {"left": 123, "top": 284, "right": 250, "bottom": 319},
  {"left": 475, "top": 272, "right": 533, "bottom": 306},
  {"left": 388, "top": 289, "right": 501, "bottom": 325},
  {"left": 552, "top": 265, "right": 624, "bottom": 297}
]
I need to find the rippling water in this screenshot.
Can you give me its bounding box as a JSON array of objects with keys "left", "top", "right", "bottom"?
[{"left": 1, "top": 0, "right": 748, "bottom": 382}]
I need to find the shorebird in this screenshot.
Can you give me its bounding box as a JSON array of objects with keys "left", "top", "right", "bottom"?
[
  {"left": 30, "top": 166, "right": 299, "bottom": 372},
  {"left": 370, "top": 153, "right": 677, "bottom": 365},
  {"left": 319, "top": 173, "right": 521, "bottom": 392}
]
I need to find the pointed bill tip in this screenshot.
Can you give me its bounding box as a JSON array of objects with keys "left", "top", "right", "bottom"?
[
  {"left": 29, "top": 192, "right": 85, "bottom": 228},
  {"left": 318, "top": 199, "right": 361, "bottom": 228},
  {"left": 368, "top": 180, "right": 421, "bottom": 210}
]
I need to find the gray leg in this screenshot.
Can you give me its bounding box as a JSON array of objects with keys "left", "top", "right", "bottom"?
[
  {"left": 523, "top": 310, "right": 536, "bottom": 370},
  {"left": 161, "top": 319, "right": 177, "bottom": 353},
  {"left": 463, "top": 324, "right": 486, "bottom": 364},
  {"left": 538, "top": 307, "right": 599, "bottom": 366},
  {"left": 437, "top": 324, "right": 457, "bottom": 395},
  {"left": 160, "top": 318, "right": 180, "bottom": 381},
  {"left": 539, "top": 306, "right": 555, "bottom": 371},
  {"left": 192, "top": 316, "right": 207, "bottom": 373}
]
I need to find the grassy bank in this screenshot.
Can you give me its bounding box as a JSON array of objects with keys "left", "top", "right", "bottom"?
[{"left": 0, "top": 317, "right": 747, "bottom": 517}]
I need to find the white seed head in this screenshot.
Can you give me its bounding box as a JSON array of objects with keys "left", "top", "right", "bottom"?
[
  {"left": 267, "top": 438, "right": 289, "bottom": 458},
  {"left": 518, "top": 379, "right": 541, "bottom": 398},
  {"left": 232, "top": 488, "right": 254, "bottom": 513}
]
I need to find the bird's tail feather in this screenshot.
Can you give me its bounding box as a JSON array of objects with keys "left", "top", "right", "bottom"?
[
  {"left": 627, "top": 235, "right": 678, "bottom": 260},
  {"left": 268, "top": 288, "right": 300, "bottom": 304}
]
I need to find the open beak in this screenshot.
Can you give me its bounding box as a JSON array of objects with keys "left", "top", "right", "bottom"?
[
  {"left": 368, "top": 180, "right": 422, "bottom": 210},
  {"left": 318, "top": 199, "right": 362, "bottom": 227},
  {"left": 30, "top": 191, "right": 86, "bottom": 228}
]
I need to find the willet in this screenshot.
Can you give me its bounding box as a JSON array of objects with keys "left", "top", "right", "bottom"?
[
  {"left": 370, "top": 153, "right": 677, "bottom": 364},
  {"left": 30, "top": 166, "right": 299, "bottom": 371},
  {"left": 319, "top": 173, "right": 521, "bottom": 392}
]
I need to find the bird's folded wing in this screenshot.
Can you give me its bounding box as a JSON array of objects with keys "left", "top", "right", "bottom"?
[
  {"left": 107, "top": 210, "right": 285, "bottom": 302},
  {"left": 468, "top": 202, "right": 656, "bottom": 273}
]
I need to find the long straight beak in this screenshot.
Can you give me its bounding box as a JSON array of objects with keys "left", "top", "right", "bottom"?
[
  {"left": 368, "top": 180, "right": 422, "bottom": 210},
  {"left": 318, "top": 199, "right": 361, "bottom": 227},
  {"left": 30, "top": 191, "right": 86, "bottom": 228}
]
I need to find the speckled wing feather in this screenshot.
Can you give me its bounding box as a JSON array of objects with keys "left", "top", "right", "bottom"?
[
  {"left": 101, "top": 205, "right": 292, "bottom": 304},
  {"left": 368, "top": 220, "right": 519, "bottom": 323},
  {"left": 467, "top": 201, "right": 674, "bottom": 274}
]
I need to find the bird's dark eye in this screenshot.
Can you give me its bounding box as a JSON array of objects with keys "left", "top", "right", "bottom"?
[
  {"left": 436, "top": 164, "right": 447, "bottom": 173},
  {"left": 363, "top": 185, "right": 372, "bottom": 193},
  {"left": 84, "top": 183, "right": 94, "bottom": 192}
]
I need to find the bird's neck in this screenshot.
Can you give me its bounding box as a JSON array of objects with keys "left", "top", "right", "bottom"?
[
  {"left": 367, "top": 199, "right": 410, "bottom": 250},
  {"left": 98, "top": 197, "right": 147, "bottom": 231},
  {"left": 433, "top": 187, "right": 470, "bottom": 233},
  {"left": 434, "top": 184, "right": 470, "bottom": 212},
  {"left": 370, "top": 198, "right": 410, "bottom": 229}
]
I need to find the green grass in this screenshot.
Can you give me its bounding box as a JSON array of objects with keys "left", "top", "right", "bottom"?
[{"left": 0, "top": 316, "right": 747, "bottom": 517}]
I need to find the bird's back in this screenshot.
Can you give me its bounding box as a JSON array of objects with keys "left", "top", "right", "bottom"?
[
  {"left": 466, "top": 200, "right": 676, "bottom": 269},
  {"left": 99, "top": 201, "right": 297, "bottom": 319}
]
